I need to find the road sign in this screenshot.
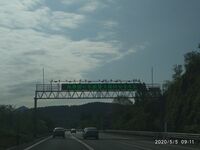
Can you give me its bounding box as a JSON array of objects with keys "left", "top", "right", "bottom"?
[{"left": 61, "top": 83, "right": 138, "bottom": 91}]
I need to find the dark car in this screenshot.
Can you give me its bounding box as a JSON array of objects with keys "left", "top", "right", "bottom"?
[
  {"left": 70, "top": 128, "right": 76, "bottom": 134},
  {"left": 82, "top": 127, "right": 99, "bottom": 139},
  {"left": 53, "top": 127, "right": 65, "bottom": 138}
]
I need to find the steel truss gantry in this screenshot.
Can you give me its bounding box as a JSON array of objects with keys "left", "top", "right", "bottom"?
[
  {"left": 35, "top": 91, "right": 135, "bottom": 99},
  {"left": 33, "top": 81, "right": 160, "bottom": 137},
  {"left": 35, "top": 84, "right": 136, "bottom": 99}
]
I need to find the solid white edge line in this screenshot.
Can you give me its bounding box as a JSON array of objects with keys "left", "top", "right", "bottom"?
[
  {"left": 24, "top": 136, "right": 51, "bottom": 150},
  {"left": 71, "top": 135, "right": 94, "bottom": 150}
]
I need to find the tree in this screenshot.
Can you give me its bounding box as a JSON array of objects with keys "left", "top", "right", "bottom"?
[
  {"left": 162, "top": 80, "right": 171, "bottom": 92},
  {"left": 184, "top": 51, "right": 200, "bottom": 74},
  {"left": 112, "top": 96, "right": 133, "bottom": 105},
  {"left": 164, "top": 48, "right": 200, "bottom": 133},
  {"left": 172, "top": 64, "right": 183, "bottom": 80}
]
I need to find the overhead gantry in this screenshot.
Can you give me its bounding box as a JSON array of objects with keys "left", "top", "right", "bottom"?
[{"left": 33, "top": 80, "right": 160, "bottom": 137}]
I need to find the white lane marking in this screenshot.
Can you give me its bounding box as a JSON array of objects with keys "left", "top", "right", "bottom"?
[
  {"left": 24, "top": 136, "right": 51, "bottom": 150},
  {"left": 71, "top": 135, "right": 94, "bottom": 150},
  {"left": 119, "top": 141, "right": 153, "bottom": 150}
]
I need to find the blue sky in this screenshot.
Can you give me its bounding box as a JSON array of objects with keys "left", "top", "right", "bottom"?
[{"left": 0, "top": 0, "right": 199, "bottom": 107}]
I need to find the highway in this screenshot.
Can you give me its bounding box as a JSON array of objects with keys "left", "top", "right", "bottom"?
[{"left": 23, "top": 131, "right": 199, "bottom": 150}]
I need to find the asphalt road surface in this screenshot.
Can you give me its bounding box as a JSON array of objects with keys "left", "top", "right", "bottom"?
[{"left": 23, "top": 131, "right": 200, "bottom": 150}]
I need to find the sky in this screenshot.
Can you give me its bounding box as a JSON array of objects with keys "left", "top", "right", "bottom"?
[{"left": 0, "top": 0, "right": 200, "bottom": 108}]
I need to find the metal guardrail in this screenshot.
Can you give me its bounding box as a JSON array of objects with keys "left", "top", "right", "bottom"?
[{"left": 103, "top": 130, "right": 200, "bottom": 140}]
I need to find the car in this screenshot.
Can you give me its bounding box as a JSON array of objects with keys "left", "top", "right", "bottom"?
[
  {"left": 53, "top": 127, "right": 66, "bottom": 138},
  {"left": 82, "top": 127, "right": 99, "bottom": 139},
  {"left": 70, "top": 128, "right": 76, "bottom": 134}
]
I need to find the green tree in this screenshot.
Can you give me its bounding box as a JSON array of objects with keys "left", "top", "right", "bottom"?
[
  {"left": 184, "top": 51, "right": 200, "bottom": 73},
  {"left": 172, "top": 64, "right": 183, "bottom": 80},
  {"left": 164, "top": 48, "right": 200, "bottom": 133},
  {"left": 162, "top": 80, "right": 171, "bottom": 92},
  {"left": 112, "top": 96, "right": 133, "bottom": 105}
]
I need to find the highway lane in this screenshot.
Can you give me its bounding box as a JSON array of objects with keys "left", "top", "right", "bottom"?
[
  {"left": 24, "top": 133, "right": 88, "bottom": 150},
  {"left": 24, "top": 131, "right": 199, "bottom": 150},
  {"left": 74, "top": 132, "right": 199, "bottom": 150}
]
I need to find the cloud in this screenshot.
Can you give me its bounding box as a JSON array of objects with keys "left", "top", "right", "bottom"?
[
  {"left": 60, "top": 0, "right": 81, "bottom": 5},
  {"left": 50, "top": 11, "right": 85, "bottom": 30},
  {"left": 0, "top": 0, "right": 45, "bottom": 29},
  {"left": 23, "top": 49, "right": 47, "bottom": 56},
  {"left": 78, "top": 0, "right": 100, "bottom": 13},
  {"left": 109, "top": 48, "right": 137, "bottom": 62},
  {"left": 102, "top": 20, "right": 118, "bottom": 29},
  {"left": 60, "top": 0, "right": 106, "bottom": 13},
  {"left": 0, "top": 0, "right": 141, "bottom": 107},
  {"left": 0, "top": 1, "right": 85, "bottom": 31},
  {"left": 0, "top": 26, "right": 127, "bottom": 88}
]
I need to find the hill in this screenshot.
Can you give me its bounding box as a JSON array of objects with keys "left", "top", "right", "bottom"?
[{"left": 37, "top": 102, "right": 118, "bottom": 129}]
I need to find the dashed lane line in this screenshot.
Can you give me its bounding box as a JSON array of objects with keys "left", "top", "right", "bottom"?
[{"left": 71, "top": 135, "right": 94, "bottom": 150}]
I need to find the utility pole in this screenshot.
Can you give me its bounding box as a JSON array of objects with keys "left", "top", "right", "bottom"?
[
  {"left": 151, "top": 67, "right": 154, "bottom": 87},
  {"left": 43, "top": 68, "right": 45, "bottom": 91},
  {"left": 34, "top": 97, "right": 37, "bottom": 137}
]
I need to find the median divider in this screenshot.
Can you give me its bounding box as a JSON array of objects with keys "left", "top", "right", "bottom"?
[{"left": 102, "top": 130, "right": 200, "bottom": 141}]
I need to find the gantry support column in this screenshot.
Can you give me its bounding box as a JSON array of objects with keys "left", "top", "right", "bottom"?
[{"left": 34, "top": 93, "right": 38, "bottom": 138}]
